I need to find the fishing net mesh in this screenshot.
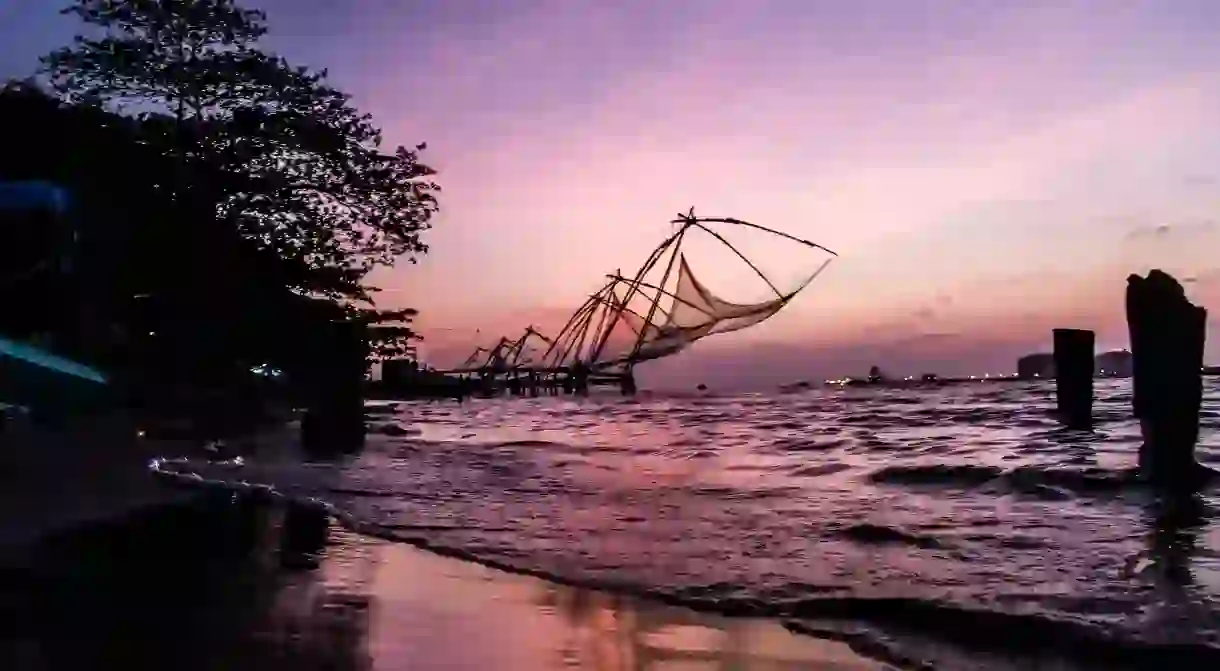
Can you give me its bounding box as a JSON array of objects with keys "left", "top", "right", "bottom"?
[{"left": 631, "top": 255, "right": 791, "bottom": 363}]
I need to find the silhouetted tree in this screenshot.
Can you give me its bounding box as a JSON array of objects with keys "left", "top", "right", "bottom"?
[
  {"left": 0, "top": 82, "right": 376, "bottom": 426},
  {"left": 361, "top": 308, "right": 420, "bottom": 362},
  {"left": 42, "top": 0, "right": 269, "bottom": 121},
  {"left": 0, "top": 81, "right": 163, "bottom": 360},
  {"left": 42, "top": 0, "right": 439, "bottom": 358},
  {"left": 0, "top": 83, "right": 265, "bottom": 382}
]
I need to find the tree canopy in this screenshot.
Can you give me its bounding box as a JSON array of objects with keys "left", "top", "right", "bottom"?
[
  {"left": 33, "top": 0, "right": 440, "bottom": 361},
  {"left": 0, "top": 83, "right": 277, "bottom": 380}
]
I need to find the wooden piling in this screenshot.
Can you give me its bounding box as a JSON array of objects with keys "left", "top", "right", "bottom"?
[
  {"left": 572, "top": 362, "right": 589, "bottom": 396},
  {"left": 1052, "top": 328, "right": 1094, "bottom": 429},
  {"left": 621, "top": 370, "right": 637, "bottom": 396},
  {"left": 1126, "top": 270, "right": 1207, "bottom": 486}
]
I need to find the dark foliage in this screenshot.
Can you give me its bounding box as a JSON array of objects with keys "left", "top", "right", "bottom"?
[
  {"left": 0, "top": 83, "right": 283, "bottom": 390},
  {"left": 38, "top": 0, "right": 440, "bottom": 360}
]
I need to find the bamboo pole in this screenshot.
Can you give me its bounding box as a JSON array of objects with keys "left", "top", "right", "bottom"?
[
  {"left": 689, "top": 221, "right": 783, "bottom": 298},
  {"left": 628, "top": 227, "right": 686, "bottom": 364},
  {"left": 589, "top": 226, "right": 686, "bottom": 365}
]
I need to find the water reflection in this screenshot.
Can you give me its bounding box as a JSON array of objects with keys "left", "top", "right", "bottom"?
[
  {"left": 1146, "top": 493, "right": 1206, "bottom": 588},
  {"left": 0, "top": 496, "right": 880, "bottom": 670},
  {"left": 148, "top": 381, "right": 1220, "bottom": 664},
  {"left": 535, "top": 581, "right": 879, "bottom": 670},
  {"left": 1132, "top": 491, "right": 1217, "bottom": 650},
  {"left": 364, "top": 529, "right": 881, "bottom": 671}
]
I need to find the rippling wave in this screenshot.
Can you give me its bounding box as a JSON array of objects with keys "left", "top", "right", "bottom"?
[{"left": 156, "top": 379, "right": 1220, "bottom": 668}]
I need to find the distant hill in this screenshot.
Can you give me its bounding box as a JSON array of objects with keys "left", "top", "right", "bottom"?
[{"left": 1016, "top": 349, "right": 1132, "bottom": 379}]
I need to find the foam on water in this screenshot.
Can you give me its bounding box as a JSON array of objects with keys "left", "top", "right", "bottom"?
[{"left": 155, "top": 380, "right": 1220, "bottom": 668}]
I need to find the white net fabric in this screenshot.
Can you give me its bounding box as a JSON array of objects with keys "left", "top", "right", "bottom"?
[
  {"left": 629, "top": 255, "right": 797, "bottom": 363},
  {"left": 541, "top": 216, "right": 836, "bottom": 373}
]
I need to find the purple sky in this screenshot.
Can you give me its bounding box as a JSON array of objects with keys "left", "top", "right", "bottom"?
[{"left": 6, "top": 0, "right": 1220, "bottom": 387}]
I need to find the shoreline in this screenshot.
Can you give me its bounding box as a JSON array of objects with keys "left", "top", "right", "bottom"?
[
  {"left": 10, "top": 391, "right": 1218, "bottom": 669},
  {"left": 0, "top": 412, "right": 192, "bottom": 556},
  {"left": 146, "top": 463, "right": 895, "bottom": 668},
  {"left": 0, "top": 409, "right": 298, "bottom": 559},
  {"left": 0, "top": 488, "right": 889, "bottom": 670},
  {"left": 359, "top": 527, "right": 888, "bottom": 670}
]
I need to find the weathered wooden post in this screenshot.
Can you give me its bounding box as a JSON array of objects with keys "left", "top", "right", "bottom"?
[
  {"left": 1053, "top": 328, "right": 1094, "bottom": 429},
  {"left": 1126, "top": 270, "right": 1207, "bottom": 487}
]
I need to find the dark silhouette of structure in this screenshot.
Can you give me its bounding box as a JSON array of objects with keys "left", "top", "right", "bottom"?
[
  {"left": 1127, "top": 270, "right": 1207, "bottom": 487},
  {"left": 1052, "top": 328, "right": 1094, "bottom": 429},
  {"left": 379, "top": 357, "right": 419, "bottom": 386},
  {"left": 439, "top": 210, "right": 837, "bottom": 395},
  {"left": 1016, "top": 349, "right": 1133, "bottom": 380},
  {"left": 372, "top": 358, "right": 473, "bottom": 400}
]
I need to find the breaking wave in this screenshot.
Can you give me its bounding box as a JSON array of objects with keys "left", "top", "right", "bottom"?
[{"left": 153, "top": 380, "right": 1220, "bottom": 669}]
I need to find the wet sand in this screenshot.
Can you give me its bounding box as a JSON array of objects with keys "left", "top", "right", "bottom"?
[
  {"left": 0, "top": 411, "right": 291, "bottom": 554},
  {"left": 0, "top": 412, "right": 195, "bottom": 551},
  {"left": 0, "top": 493, "right": 886, "bottom": 670},
  {"left": 357, "top": 530, "right": 884, "bottom": 670}
]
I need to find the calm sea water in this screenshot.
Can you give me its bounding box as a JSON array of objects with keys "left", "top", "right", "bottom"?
[{"left": 160, "top": 379, "right": 1220, "bottom": 669}]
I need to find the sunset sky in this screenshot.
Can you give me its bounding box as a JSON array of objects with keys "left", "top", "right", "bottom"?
[{"left": 6, "top": 0, "right": 1220, "bottom": 388}]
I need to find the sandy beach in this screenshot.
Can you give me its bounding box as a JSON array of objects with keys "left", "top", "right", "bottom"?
[{"left": 0, "top": 488, "right": 886, "bottom": 670}]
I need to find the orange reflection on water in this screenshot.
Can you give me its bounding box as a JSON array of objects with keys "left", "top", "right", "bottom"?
[
  {"left": 344, "top": 526, "right": 882, "bottom": 670},
  {"left": 3, "top": 495, "right": 883, "bottom": 670}
]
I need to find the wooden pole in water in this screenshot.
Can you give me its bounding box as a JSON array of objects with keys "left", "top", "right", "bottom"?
[
  {"left": 572, "top": 362, "right": 589, "bottom": 396},
  {"left": 1126, "top": 270, "right": 1207, "bottom": 487},
  {"left": 1052, "top": 328, "right": 1094, "bottom": 429},
  {"left": 621, "top": 370, "right": 637, "bottom": 396}
]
